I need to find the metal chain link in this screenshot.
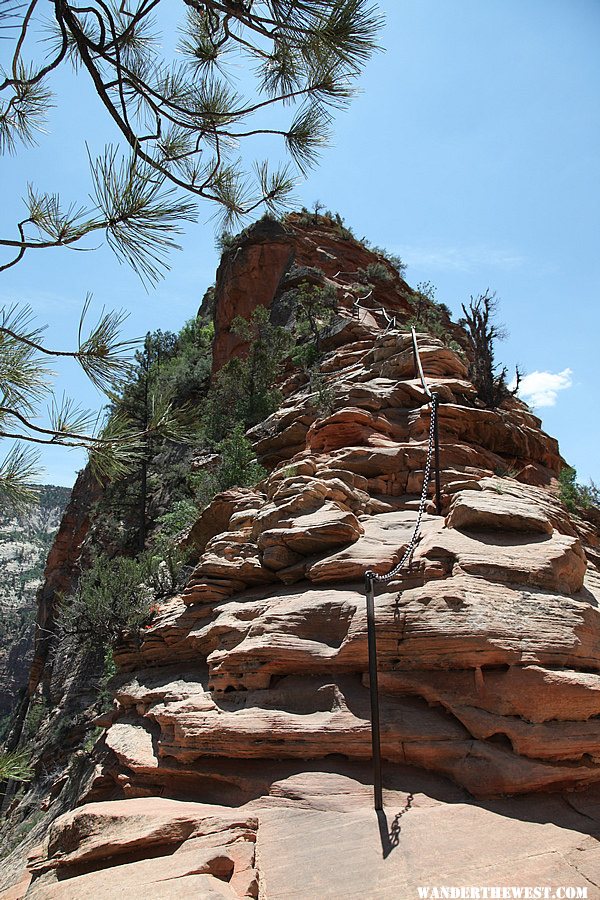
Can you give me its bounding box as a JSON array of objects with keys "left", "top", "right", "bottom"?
[
  {"left": 366, "top": 393, "right": 438, "bottom": 586},
  {"left": 363, "top": 330, "right": 442, "bottom": 811}
]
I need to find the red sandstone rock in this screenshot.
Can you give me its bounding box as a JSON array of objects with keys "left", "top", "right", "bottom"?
[
  {"left": 105, "top": 283, "right": 597, "bottom": 799},
  {"left": 11, "top": 215, "right": 600, "bottom": 898},
  {"left": 24, "top": 775, "right": 600, "bottom": 898},
  {"left": 26, "top": 798, "right": 258, "bottom": 899},
  {"left": 446, "top": 489, "right": 554, "bottom": 534}
]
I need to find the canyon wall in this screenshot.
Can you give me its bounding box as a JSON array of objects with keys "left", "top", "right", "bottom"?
[{"left": 0, "top": 486, "right": 71, "bottom": 722}]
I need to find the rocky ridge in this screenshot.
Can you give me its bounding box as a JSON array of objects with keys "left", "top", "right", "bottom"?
[{"left": 3, "top": 214, "right": 600, "bottom": 898}]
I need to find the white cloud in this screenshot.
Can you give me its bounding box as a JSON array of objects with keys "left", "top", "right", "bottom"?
[
  {"left": 396, "top": 244, "right": 524, "bottom": 273},
  {"left": 511, "top": 368, "right": 573, "bottom": 408}
]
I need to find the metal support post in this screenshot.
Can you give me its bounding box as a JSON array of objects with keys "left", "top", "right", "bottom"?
[
  {"left": 363, "top": 330, "right": 442, "bottom": 813},
  {"left": 365, "top": 571, "right": 383, "bottom": 811}
]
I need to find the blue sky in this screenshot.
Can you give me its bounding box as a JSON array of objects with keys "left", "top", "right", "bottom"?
[{"left": 1, "top": 0, "right": 599, "bottom": 487}]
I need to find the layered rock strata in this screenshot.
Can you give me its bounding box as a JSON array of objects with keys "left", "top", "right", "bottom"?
[
  {"left": 99, "top": 320, "right": 595, "bottom": 804},
  {"left": 11, "top": 217, "right": 600, "bottom": 898},
  {"left": 19, "top": 773, "right": 600, "bottom": 899}
]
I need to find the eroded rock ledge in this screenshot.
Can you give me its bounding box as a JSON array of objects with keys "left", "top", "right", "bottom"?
[
  {"left": 15, "top": 216, "right": 600, "bottom": 899},
  {"left": 98, "top": 336, "right": 597, "bottom": 802},
  {"left": 100, "top": 224, "right": 599, "bottom": 801}
]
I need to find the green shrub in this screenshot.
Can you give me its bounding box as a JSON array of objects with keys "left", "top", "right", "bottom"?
[
  {"left": 310, "top": 371, "right": 335, "bottom": 414},
  {"left": 559, "top": 467, "right": 580, "bottom": 512},
  {"left": 292, "top": 342, "right": 320, "bottom": 369},
  {"left": 22, "top": 697, "right": 48, "bottom": 742},
  {"left": 330, "top": 211, "right": 354, "bottom": 240},
  {"left": 216, "top": 212, "right": 282, "bottom": 253},
  {"left": 285, "top": 263, "right": 326, "bottom": 282},
  {"left": 293, "top": 205, "right": 354, "bottom": 238},
  {"left": 216, "top": 230, "right": 240, "bottom": 252},
  {"left": 189, "top": 470, "right": 221, "bottom": 509},
  {"left": 98, "top": 647, "right": 117, "bottom": 712},
  {"left": 154, "top": 319, "right": 213, "bottom": 406},
  {"left": 61, "top": 528, "right": 193, "bottom": 648},
  {"left": 152, "top": 500, "right": 198, "bottom": 553},
  {"left": 83, "top": 726, "right": 104, "bottom": 754},
  {"left": 558, "top": 467, "right": 599, "bottom": 513},
  {"left": 358, "top": 241, "right": 407, "bottom": 277},
  {"left": 296, "top": 207, "right": 315, "bottom": 227},
  {"left": 216, "top": 426, "right": 266, "bottom": 490},
  {"left": 579, "top": 479, "right": 600, "bottom": 509},
  {"left": 360, "top": 262, "right": 392, "bottom": 283},
  {"left": 203, "top": 307, "right": 291, "bottom": 444},
  {"left": 382, "top": 251, "right": 405, "bottom": 276},
  {"left": 280, "top": 280, "right": 338, "bottom": 359},
  {"left": 405, "top": 281, "right": 458, "bottom": 346},
  {"left": 191, "top": 426, "right": 265, "bottom": 507},
  {"left": 0, "top": 749, "right": 34, "bottom": 782},
  {"left": 61, "top": 553, "right": 164, "bottom": 645}
]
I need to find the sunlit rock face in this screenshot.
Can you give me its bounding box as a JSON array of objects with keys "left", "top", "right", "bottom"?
[
  {"left": 18, "top": 215, "right": 600, "bottom": 898},
  {"left": 0, "top": 485, "right": 71, "bottom": 719}
]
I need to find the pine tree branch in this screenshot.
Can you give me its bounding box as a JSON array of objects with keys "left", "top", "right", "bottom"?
[
  {"left": 0, "top": 224, "right": 102, "bottom": 252},
  {"left": 0, "top": 405, "right": 116, "bottom": 443},
  {"left": 11, "top": 0, "right": 38, "bottom": 79},
  {"left": 0, "top": 0, "right": 68, "bottom": 91},
  {"left": 2, "top": 0, "right": 381, "bottom": 247},
  {"left": 0, "top": 428, "right": 90, "bottom": 447},
  {"left": 0, "top": 323, "right": 95, "bottom": 359}
]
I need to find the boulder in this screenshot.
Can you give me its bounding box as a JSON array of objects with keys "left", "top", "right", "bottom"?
[{"left": 446, "top": 489, "right": 553, "bottom": 534}]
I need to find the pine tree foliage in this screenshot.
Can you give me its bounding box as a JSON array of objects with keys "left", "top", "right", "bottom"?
[
  {"left": 0, "top": 1, "right": 381, "bottom": 499},
  {"left": 60, "top": 553, "right": 155, "bottom": 645},
  {"left": 0, "top": 748, "right": 33, "bottom": 782},
  {"left": 203, "top": 306, "right": 291, "bottom": 442},
  {"left": 558, "top": 467, "right": 600, "bottom": 514},
  {"left": 286, "top": 277, "right": 338, "bottom": 357},
  {"left": 1, "top": 0, "right": 383, "bottom": 275},
  {"left": 108, "top": 327, "right": 201, "bottom": 548},
  {"left": 0, "top": 300, "right": 144, "bottom": 502},
  {"left": 0, "top": 0, "right": 24, "bottom": 38},
  {"left": 60, "top": 546, "right": 194, "bottom": 646}
]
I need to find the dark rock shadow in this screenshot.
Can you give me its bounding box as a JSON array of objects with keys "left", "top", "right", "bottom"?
[
  {"left": 377, "top": 792, "right": 414, "bottom": 858},
  {"left": 461, "top": 529, "right": 552, "bottom": 548}
]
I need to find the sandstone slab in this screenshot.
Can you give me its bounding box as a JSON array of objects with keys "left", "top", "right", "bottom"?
[
  {"left": 446, "top": 489, "right": 553, "bottom": 534},
  {"left": 256, "top": 799, "right": 598, "bottom": 899}
]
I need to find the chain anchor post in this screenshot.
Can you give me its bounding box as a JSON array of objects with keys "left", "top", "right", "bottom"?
[
  {"left": 363, "top": 331, "right": 443, "bottom": 812},
  {"left": 365, "top": 570, "right": 383, "bottom": 811}
]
